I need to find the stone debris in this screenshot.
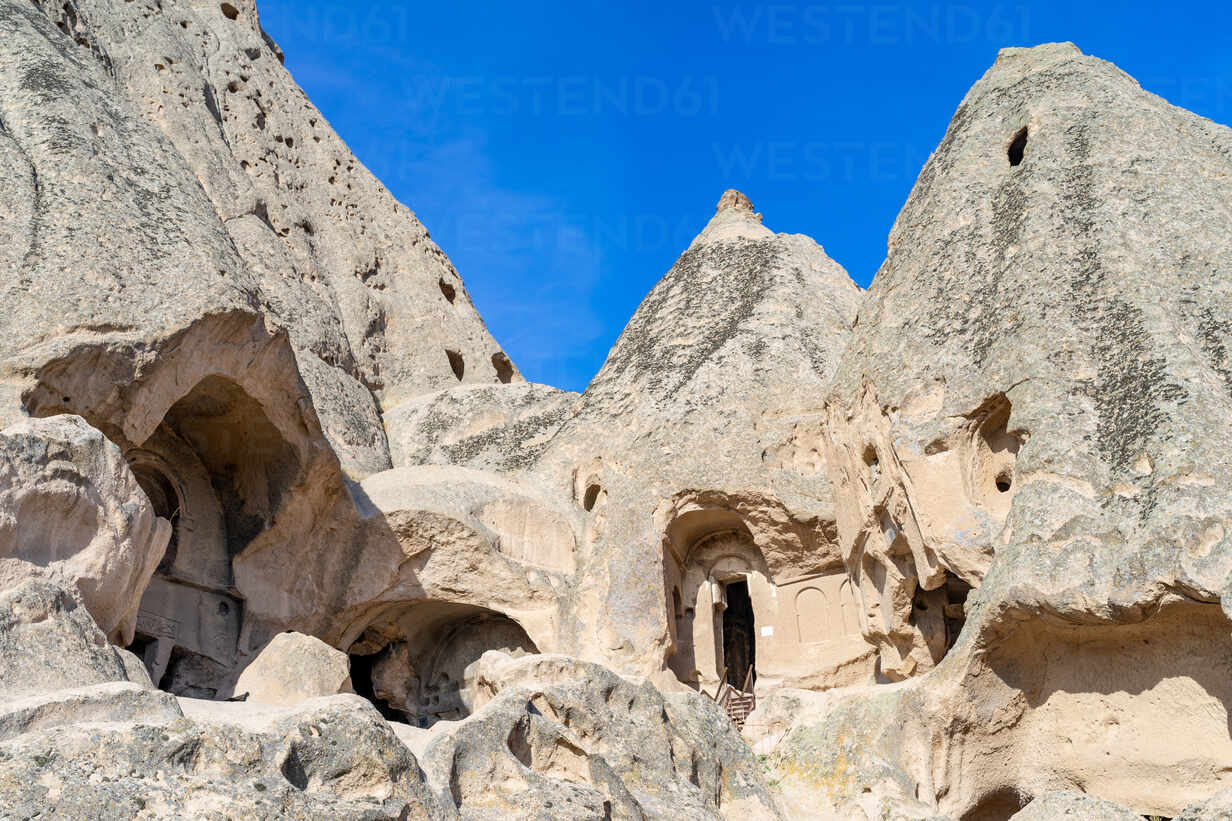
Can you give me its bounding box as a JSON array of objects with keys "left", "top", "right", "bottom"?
[
  {"left": 0, "top": 2, "right": 1228, "bottom": 818},
  {"left": 234, "top": 631, "right": 354, "bottom": 707}
]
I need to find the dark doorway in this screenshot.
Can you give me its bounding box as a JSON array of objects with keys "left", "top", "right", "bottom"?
[{"left": 722, "top": 579, "right": 756, "bottom": 690}]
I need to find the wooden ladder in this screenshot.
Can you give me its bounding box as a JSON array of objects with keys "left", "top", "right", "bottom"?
[{"left": 713, "top": 667, "right": 756, "bottom": 730}]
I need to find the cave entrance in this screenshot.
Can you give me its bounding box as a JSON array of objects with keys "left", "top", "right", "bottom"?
[
  {"left": 347, "top": 603, "right": 539, "bottom": 727},
  {"left": 123, "top": 375, "right": 298, "bottom": 698},
  {"left": 722, "top": 579, "right": 756, "bottom": 691}
]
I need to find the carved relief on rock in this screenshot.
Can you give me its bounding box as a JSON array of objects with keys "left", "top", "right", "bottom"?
[{"left": 823, "top": 382, "right": 1024, "bottom": 680}]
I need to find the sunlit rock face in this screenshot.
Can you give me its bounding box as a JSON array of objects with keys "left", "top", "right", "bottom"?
[
  {"left": 0, "top": 416, "right": 169, "bottom": 645},
  {"left": 757, "top": 42, "right": 1232, "bottom": 819},
  {"left": 526, "top": 189, "right": 871, "bottom": 692},
  {"left": 827, "top": 40, "right": 1232, "bottom": 680},
  {"left": 0, "top": 0, "right": 523, "bottom": 702},
  {"left": 2, "top": 0, "right": 1232, "bottom": 816},
  {"left": 0, "top": 0, "right": 515, "bottom": 479}
]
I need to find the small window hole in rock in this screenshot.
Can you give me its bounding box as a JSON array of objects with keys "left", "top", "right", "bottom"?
[
  {"left": 1007, "top": 127, "right": 1027, "bottom": 167},
  {"left": 863, "top": 445, "right": 881, "bottom": 487},
  {"left": 970, "top": 393, "right": 1021, "bottom": 513},
  {"left": 943, "top": 572, "right": 972, "bottom": 652},
  {"left": 995, "top": 470, "right": 1013, "bottom": 493},
  {"left": 438, "top": 278, "right": 457, "bottom": 303},
  {"left": 446, "top": 350, "right": 464, "bottom": 381},
  {"left": 583, "top": 483, "right": 601, "bottom": 512},
  {"left": 491, "top": 352, "right": 514, "bottom": 384}
]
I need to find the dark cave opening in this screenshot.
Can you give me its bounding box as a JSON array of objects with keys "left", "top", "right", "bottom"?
[
  {"left": 722, "top": 579, "right": 756, "bottom": 690},
  {"left": 1008, "top": 127, "right": 1028, "bottom": 166}
]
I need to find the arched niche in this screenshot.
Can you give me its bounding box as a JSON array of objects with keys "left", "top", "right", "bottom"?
[
  {"left": 667, "top": 528, "right": 771, "bottom": 693},
  {"left": 795, "top": 586, "right": 831, "bottom": 644},
  {"left": 345, "top": 601, "right": 539, "bottom": 727},
  {"left": 21, "top": 314, "right": 337, "bottom": 700},
  {"left": 123, "top": 375, "right": 301, "bottom": 698},
  {"left": 162, "top": 375, "right": 300, "bottom": 558},
  {"left": 664, "top": 507, "right": 873, "bottom": 694}
]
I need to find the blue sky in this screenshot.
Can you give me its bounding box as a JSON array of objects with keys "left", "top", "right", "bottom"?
[{"left": 258, "top": 1, "right": 1231, "bottom": 393}]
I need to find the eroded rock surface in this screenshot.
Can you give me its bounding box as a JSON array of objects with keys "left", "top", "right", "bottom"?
[
  {"left": 418, "top": 652, "right": 784, "bottom": 820},
  {"left": 385, "top": 383, "right": 579, "bottom": 475},
  {"left": 0, "top": 416, "right": 169, "bottom": 644},
  {"left": 0, "top": 579, "right": 154, "bottom": 698},
  {"left": 529, "top": 190, "right": 870, "bottom": 695},
  {"left": 0, "top": 0, "right": 516, "bottom": 480},
  {"left": 759, "top": 42, "right": 1232, "bottom": 819},
  {"left": 234, "top": 631, "right": 354, "bottom": 707},
  {"left": 0, "top": 3, "right": 1230, "bottom": 818},
  {"left": 0, "top": 694, "right": 449, "bottom": 820},
  {"left": 1009, "top": 791, "right": 1143, "bottom": 821},
  {"left": 0, "top": 580, "right": 449, "bottom": 818},
  {"left": 0, "top": 0, "right": 528, "bottom": 705}
]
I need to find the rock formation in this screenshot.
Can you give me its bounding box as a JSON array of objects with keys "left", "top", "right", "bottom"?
[
  {"left": 234, "top": 631, "right": 354, "bottom": 706},
  {"left": 0, "top": 415, "right": 169, "bottom": 644},
  {"left": 0, "top": 0, "right": 1229, "bottom": 817},
  {"left": 754, "top": 42, "right": 1232, "bottom": 820},
  {"left": 528, "top": 187, "right": 868, "bottom": 694}
]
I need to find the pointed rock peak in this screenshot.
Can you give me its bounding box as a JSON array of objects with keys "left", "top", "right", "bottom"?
[
  {"left": 995, "top": 41, "right": 1082, "bottom": 66},
  {"left": 982, "top": 42, "right": 1092, "bottom": 92},
  {"left": 691, "top": 189, "right": 773, "bottom": 248},
  {"left": 716, "top": 189, "right": 757, "bottom": 215}
]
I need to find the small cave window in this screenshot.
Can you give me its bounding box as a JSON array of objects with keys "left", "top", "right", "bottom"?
[
  {"left": 974, "top": 395, "right": 1021, "bottom": 510},
  {"left": 445, "top": 350, "right": 465, "bottom": 381},
  {"left": 943, "top": 572, "right": 972, "bottom": 652},
  {"left": 995, "top": 470, "right": 1013, "bottom": 493},
  {"left": 862, "top": 445, "right": 882, "bottom": 486},
  {"left": 1007, "top": 127, "right": 1027, "bottom": 167},
  {"left": 491, "top": 352, "right": 514, "bottom": 384},
  {"left": 348, "top": 652, "right": 404, "bottom": 722},
  {"left": 438, "top": 278, "right": 457, "bottom": 304},
  {"left": 582, "top": 483, "right": 601, "bottom": 512},
  {"left": 220, "top": 2, "right": 239, "bottom": 20}
]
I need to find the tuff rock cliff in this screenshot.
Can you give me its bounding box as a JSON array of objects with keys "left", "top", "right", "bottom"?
[{"left": 0, "top": 2, "right": 1230, "bottom": 819}]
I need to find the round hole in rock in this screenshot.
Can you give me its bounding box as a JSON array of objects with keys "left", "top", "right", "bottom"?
[
  {"left": 583, "top": 483, "right": 600, "bottom": 512},
  {"left": 220, "top": 2, "right": 239, "bottom": 20},
  {"left": 1007, "top": 127, "right": 1027, "bottom": 167},
  {"left": 491, "top": 352, "right": 514, "bottom": 384},
  {"left": 972, "top": 395, "right": 1021, "bottom": 513},
  {"left": 445, "top": 350, "right": 464, "bottom": 381},
  {"left": 438, "top": 278, "right": 456, "bottom": 303}
]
